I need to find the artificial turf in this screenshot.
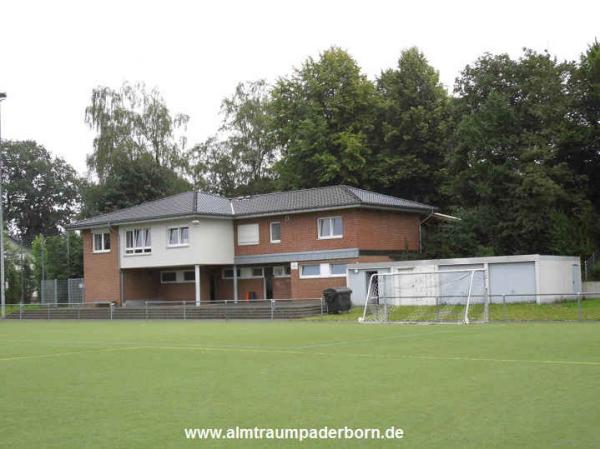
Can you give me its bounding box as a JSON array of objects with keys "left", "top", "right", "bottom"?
[{"left": 1, "top": 321, "right": 599, "bottom": 449}]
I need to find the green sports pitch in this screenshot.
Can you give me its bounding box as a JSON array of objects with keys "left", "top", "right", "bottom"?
[{"left": 1, "top": 321, "right": 599, "bottom": 448}]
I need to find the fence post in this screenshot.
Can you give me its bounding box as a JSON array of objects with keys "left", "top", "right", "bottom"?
[
  {"left": 77, "top": 304, "right": 80, "bottom": 320},
  {"left": 578, "top": 292, "right": 582, "bottom": 322},
  {"left": 110, "top": 303, "right": 113, "bottom": 321},
  {"left": 145, "top": 301, "right": 148, "bottom": 320},
  {"left": 47, "top": 304, "right": 50, "bottom": 320},
  {"left": 183, "top": 301, "right": 186, "bottom": 320},
  {"left": 320, "top": 297, "right": 324, "bottom": 317},
  {"left": 502, "top": 295, "right": 508, "bottom": 321},
  {"left": 19, "top": 303, "right": 23, "bottom": 320},
  {"left": 271, "top": 299, "right": 275, "bottom": 320},
  {"left": 54, "top": 279, "right": 58, "bottom": 304}
]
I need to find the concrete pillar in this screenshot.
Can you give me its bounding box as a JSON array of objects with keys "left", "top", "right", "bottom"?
[
  {"left": 195, "top": 265, "right": 201, "bottom": 306},
  {"left": 233, "top": 264, "right": 238, "bottom": 303}
]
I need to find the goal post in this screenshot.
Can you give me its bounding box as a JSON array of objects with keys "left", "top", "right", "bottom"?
[{"left": 360, "top": 269, "right": 488, "bottom": 324}]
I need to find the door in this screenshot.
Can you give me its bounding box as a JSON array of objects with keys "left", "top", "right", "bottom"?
[
  {"left": 489, "top": 262, "right": 536, "bottom": 303},
  {"left": 572, "top": 264, "right": 582, "bottom": 293},
  {"left": 264, "top": 267, "right": 274, "bottom": 300}
]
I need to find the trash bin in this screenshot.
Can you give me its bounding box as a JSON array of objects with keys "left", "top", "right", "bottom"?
[{"left": 322, "top": 287, "right": 353, "bottom": 314}]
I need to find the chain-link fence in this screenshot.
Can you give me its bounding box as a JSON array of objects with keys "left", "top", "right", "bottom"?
[{"left": 40, "top": 279, "right": 84, "bottom": 304}]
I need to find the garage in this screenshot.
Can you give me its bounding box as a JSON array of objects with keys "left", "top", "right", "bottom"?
[{"left": 347, "top": 255, "right": 581, "bottom": 305}]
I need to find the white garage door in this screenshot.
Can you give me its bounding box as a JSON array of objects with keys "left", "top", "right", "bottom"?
[
  {"left": 438, "top": 264, "right": 485, "bottom": 304},
  {"left": 489, "top": 262, "right": 536, "bottom": 303}
]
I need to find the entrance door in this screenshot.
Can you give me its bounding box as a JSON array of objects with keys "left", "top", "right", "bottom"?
[{"left": 264, "top": 267, "right": 274, "bottom": 300}]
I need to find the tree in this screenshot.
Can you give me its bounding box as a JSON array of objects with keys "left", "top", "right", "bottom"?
[
  {"left": 85, "top": 82, "right": 189, "bottom": 179},
  {"left": 448, "top": 50, "right": 589, "bottom": 255},
  {"left": 271, "top": 47, "right": 379, "bottom": 189},
  {"left": 0, "top": 140, "right": 81, "bottom": 242},
  {"left": 31, "top": 233, "right": 83, "bottom": 287},
  {"left": 81, "top": 153, "right": 191, "bottom": 216},
  {"left": 373, "top": 47, "right": 451, "bottom": 204},
  {"left": 187, "top": 81, "right": 279, "bottom": 196},
  {"left": 558, "top": 40, "right": 600, "bottom": 245}
]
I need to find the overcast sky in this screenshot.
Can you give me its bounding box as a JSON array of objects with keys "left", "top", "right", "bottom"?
[{"left": 0, "top": 0, "right": 598, "bottom": 176}]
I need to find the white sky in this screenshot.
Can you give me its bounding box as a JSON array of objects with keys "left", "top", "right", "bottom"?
[{"left": 0, "top": 0, "right": 598, "bottom": 176}]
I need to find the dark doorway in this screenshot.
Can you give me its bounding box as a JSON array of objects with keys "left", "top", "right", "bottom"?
[
  {"left": 209, "top": 272, "right": 217, "bottom": 301},
  {"left": 264, "top": 267, "right": 274, "bottom": 299}
]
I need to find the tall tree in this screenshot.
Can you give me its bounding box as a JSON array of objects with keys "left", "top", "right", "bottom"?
[
  {"left": 271, "top": 47, "right": 379, "bottom": 189},
  {"left": 81, "top": 153, "right": 191, "bottom": 216},
  {"left": 374, "top": 47, "right": 451, "bottom": 204},
  {"left": 0, "top": 140, "right": 81, "bottom": 242},
  {"left": 559, "top": 40, "right": 600, "bottom": 238},
  {"left": 85, "top": 82, "right": 189, "bottom": 179},
  {"left": 187, "top": 81, "right": 279, "bottom": 196},
  {"left": 448, "top": 50, "right": 590, "bottom": 255}
]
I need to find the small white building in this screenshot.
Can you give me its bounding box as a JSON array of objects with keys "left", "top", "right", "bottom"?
[{"left": 347, "top": 255, "right": 582, "bottom": 305}]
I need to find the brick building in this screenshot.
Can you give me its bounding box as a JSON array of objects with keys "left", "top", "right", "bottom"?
[{"left": 69, "top": 185, "right": 446, "bottom": 304}]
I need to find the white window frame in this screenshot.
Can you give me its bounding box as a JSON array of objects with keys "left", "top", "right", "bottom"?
[
  {"left": 92, "top": 231, "right": 111, "bottom": 253},
  {"left": 222, "top": 267, "right": 264, "bottom": 279},
  {"left": 270, "top": 222, "right": 281, "bottom": 243},
  {"left": 160, "top": 271, "right": 178, "bottom": 284},
  {"left": 160, "top": 270, "right": 196, "bottom": 284},
  {"left": 273, "top": 265, "right": 291, "bottom": 278},
  {"left": 299, "top": 263, "right": 348, "bottom": 279},
  {"left": 237, "top": 223, "right": 260, "bottom": 246},
  {"left": 124, "top": 228, "right": 152, "bottom": 255},
  {"left": 167, "top": 226, "right": 190, "bottom": 248},
  {"left": 317, "top": 216, "right": 343, "bottom": 240}
]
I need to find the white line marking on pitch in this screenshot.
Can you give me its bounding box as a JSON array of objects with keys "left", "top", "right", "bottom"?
[
  {"left": 0, "top": 346, "right": 144, "bottom": 362},
  {"left": 125, "top": 344, "right": 600, "bottom": 367}
]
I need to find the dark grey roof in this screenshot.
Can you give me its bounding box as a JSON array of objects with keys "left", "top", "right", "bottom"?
[
  {"left": 69, "top": 185, "right": 435, "bottom": 229},
  {"left": 231, "top": 185, "right": 434, "bottom": 216}
]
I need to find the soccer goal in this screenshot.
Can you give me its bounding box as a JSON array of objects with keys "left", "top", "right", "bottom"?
[{"left": 359, "top": 269, "right": 489, "bottom": 324}]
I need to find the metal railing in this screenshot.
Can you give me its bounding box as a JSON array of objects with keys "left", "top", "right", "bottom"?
[{"left": 4, "top": 298, "right": 325, "bottom": 321}]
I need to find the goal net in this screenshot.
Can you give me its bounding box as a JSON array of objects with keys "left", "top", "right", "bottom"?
[{"left": 360, "top": 269, "right": 488, "bottom": 324}]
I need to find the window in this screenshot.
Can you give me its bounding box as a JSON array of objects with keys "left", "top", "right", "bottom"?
[
  {"left": 300, "top": 263, "right": 348, "bottom": 278},
  {"left": 301, "top": 264, "right": 321, "bottom": 277},
  {"left": 222, "top": 267, "right": 264, "bottom": 279},
  {"left": 330, "top": 263, "right": 347, "bottom": 276},
  {"left": 317, "top": 216, "right": 343, "bottom": 239},
  {"left": 125, "top": 228, "right": 152, "bottom": 255},
  {"left": 160, "top": 270, "right": 196, "bottom": 284},
  {"left": 238, "top": 223, "right": 259, "bottom": 246},
  {"left": 223, "top": 268, "right": 241, "bottom": 279},
  {"left": 270, "top": 222, "right": 281, "bottom": 243},
  {"left": 160, "top": 271, "right": 177, "bottom": 283},
  {"left": 93, "top": 232, "right": 111, "bottom": 253},
  {"left": 273, "top": 265, "right": 291, "bottom": 277},
  {"left": 168, "top": 226, "right": 190, "bottom": 247}
]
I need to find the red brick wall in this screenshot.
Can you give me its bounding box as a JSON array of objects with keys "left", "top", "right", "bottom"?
[
  {"left": 234, "top": 208, "right": 420, "bottom": 256},
  {"left": 272, "top": 277, "right": 291, "bottom": 299},
  {"left": 217, "top": 277, "right": 264, "bottom": 300},
  {"left": 83, "top": 229, "right": 121, "bottom": 303},
  {"left": 124, "top": 267, "right": 212, "bottom": 302}
]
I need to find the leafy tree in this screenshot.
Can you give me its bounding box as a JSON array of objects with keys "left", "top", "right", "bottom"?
[
  {"left": 558, "top": 40, "right": 600, "bottom": 242},
  {"left": 81, "top": 153, "right": 190, "bottom": 216},
  {"left": 271, "top": 47, "right": 379, "bottom": 188},
  {"left": 31, "top": 233, "right": 83, "bottom": 286},
  {"left": 373, "top": 47, "right": 451, "bottom": 204},
  {"left": 187, "top": 81, "right": 279, "bottom": 196},
  {"left": 448, "top": 50, "right": 588, "bottom": 255},
  {"left": 0, "top": 140, "right": 81, "bottom": 241},
  {"left": 4, "top": 235, "right": 35, "bottom": 304},
  {"left": 85, "top": 82, "right": 189, "bottom": 179}
]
